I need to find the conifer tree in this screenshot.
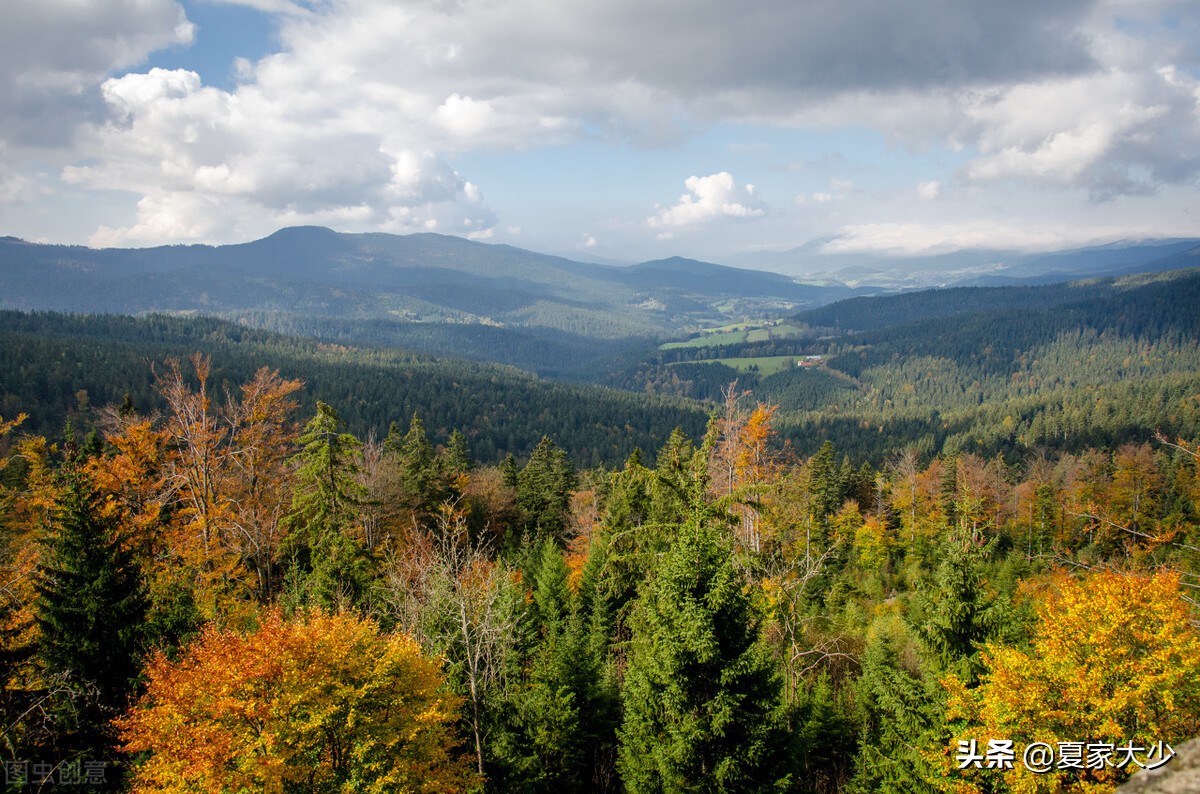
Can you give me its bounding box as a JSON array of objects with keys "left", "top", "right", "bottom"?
[
  {"left": 444, "top": 429, "right": 472, "bottom": 477},
  {"left": 488, "top": 539, "right": 599, "bottom": 792},
  {"left": 392, "top": 412, "right": 437, "bottom": 519},
  {"left": 516, "top": 437, "right": 576, "bottom": 544},
  {"left": 36, "top": 443, "right": 147, "bottom": 773},
  {"left": 284, "top": 401, "right": 371, "bottom": 612},
  {"left": 618, "top": 507, "right": 788, "bottom": 791}
]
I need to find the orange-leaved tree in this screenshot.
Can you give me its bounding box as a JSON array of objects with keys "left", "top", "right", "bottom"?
[
  {"left": 943, "top": 570, "right": 1200, "bottom": 793},
  {"left": 119, "top": 611, "right": 479, "bottom": 793}
]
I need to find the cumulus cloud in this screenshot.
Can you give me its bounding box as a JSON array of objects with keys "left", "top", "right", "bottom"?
[
  {"left": 650, "top": 172, "right": 766, "bottom": 228},
  {"left": 821, "top": 217, "right": 1199, "bottom": 256},
  {"left": 62, "top": 66, "right": 496, "bottom": 246},
  {"left": 0, "top": 167, "right": 37, "bottom": 205},
  {"left": 0, "top": 0, "right": 193, "bottom": 147},
  {"left": 916, "top": 180, "right": 941, "bottom": 200},
  {"left": 3, "top": 0, "right": 1198, "bottom": 246},
  {"left": 960, "top": 65, "right": 1200, "bottom": 197}
]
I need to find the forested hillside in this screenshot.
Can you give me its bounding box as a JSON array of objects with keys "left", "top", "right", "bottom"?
[
  {"left": 2, "top": 250, "right": 1200, "bottom": 792},
  {"left": 0, "top": 229, "right": 853, "bottom": 375},
  {"left": 0, "top": 312, "right": 706, "bottom": 467},
  {"left": 2, "top": 375, "right": 1198, "bottom": 792},
  {"left": 617, "top": 268, "right": 1200, "bottom": 463}
]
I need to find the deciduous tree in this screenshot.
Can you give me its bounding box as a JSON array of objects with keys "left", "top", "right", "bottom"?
[{"left": 120, "top": 611, "right": 478, "bottom": 793}]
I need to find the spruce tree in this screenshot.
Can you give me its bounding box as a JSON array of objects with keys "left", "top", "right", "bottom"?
[
  {"left": 516, "top": 437, "right": 576, "bottom": 544},
  {"left": 443, "top": 429, "right": 472, "bottom": 477},
  {"left": 618, "top": 510, "right": 788, "bottom": 792},
  {"left": 394, "top": 412, "right": 437, "bottom": 517},
  {"left": 35, "top": 451, "right": 147, "bottom": 773},
  {"left": 489, "top": 539, "right": 597, "bottom": 792},
  {"left": 283, "top": 401, "right": 371, "bottom": 612}
]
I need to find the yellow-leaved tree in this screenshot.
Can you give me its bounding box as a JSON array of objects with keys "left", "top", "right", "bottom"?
[
  {"left": 119, "top": 611, "right": 479, "bottom": 793},
  {"left": 943, "top": 570, "right": 1200, "bottom": 793}
]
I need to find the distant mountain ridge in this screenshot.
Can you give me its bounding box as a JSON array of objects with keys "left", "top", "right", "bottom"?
[
  {"left": 0, "top": 225, "right": 849, "bottom": 326},
  {"left": 0, "top": 226, "right": 864, "bottom": 376},
  {"left": 729, "top": 237, "right": 1200, "bottom": 288}
]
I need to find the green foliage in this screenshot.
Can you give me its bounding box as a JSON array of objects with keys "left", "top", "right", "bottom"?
[
  {"left": 910, "top": 535, "right": 1007, "bottom": 684},
  {"left": 35, "top": 449, "right": 147, "bottom": 770},
  {"left": 515, "top": 437, "right": 576, "bottom": 546},
  {"left": 618, "top": 508, "right": 789, "bottom": 792},
  {"left": 387, "top": 413, "right": 439, "bottom": 519},
  {"left": 283, "top": 401, "right": 373, "bottom": 612},
  {"left": 0, "top": 311, "right": 708, "bottom": 468},
  {"left": 847, "top": 624, "right": 944, "bottom": 794}
]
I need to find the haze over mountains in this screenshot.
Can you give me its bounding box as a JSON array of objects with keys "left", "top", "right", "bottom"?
[
  {"left": 0, "top": 226, "right": 854, "bottom": 377},
  {"left": 3, "top": 224, "right": 1200, "bottom": 463},
  {"left": 3, "top": 225, "right": 1200, "bottom": 384},
  {"left": 729, "top": 237, "right": 1200, "bottom": 289},
  {"left": 0, "top": 226, "right": 846, "bottom": 328},
  {"left": 5, "top": 226, "right": 1198, "bottom": 325}
]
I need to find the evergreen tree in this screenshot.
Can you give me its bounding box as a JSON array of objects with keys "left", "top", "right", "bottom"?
[
  {"left": 500, "top": 453, "right": 520, "bottom": 489},
  {"left": 515, "top": 437, "right": 576, "bottom": 545},
  {"left": 35, "top": 450, "right": 147, "bottom": 776},
  {"left": 911, "top": 533, "right": 1005, "bottom": 683},
  {"left": 488, "top": 539, "right": 600, "bottom": 792},
  {"left": 444, "top": 429, "right": 472, "bottom": 477},
  {"left": 393, "top": 412, "right": 437, "bottom": 517},
  {"left": 283, "top": 401, "right": 371, "bottom": 612},
  {"left": 808, "top": 440, "right": 845, "bottom": 523},
  {"left": 618, "top": 508, "right": 788, "bottom": 792},
  {"left": 848, "top": 627, "right": 943, "bottom": 794},
  {"left": 850, "top": 535, "right": 1006, "bottom": 792}
]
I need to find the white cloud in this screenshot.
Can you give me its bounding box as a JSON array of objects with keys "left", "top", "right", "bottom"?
[
  {"left": 0, "top": 0, "right": 193, "bottom": 147},
  {"left": 209, "top": 0, "right": 310, "bottom": 15},
  {"left": 650, "top": 172, "right": 766, "bottom": 228},
  {"left": 0, "top": 168, "right": 37, "bottom": 205},
  {"left": 916, "top": 180, "right": 941, "bottom": 200},
  {"left": 960, "top": 66, "right": 1198, "bottom": 195},
  {"left": 3, "top": 0, "right": 1199, "bottom": 249},
  {"left": 90, "top": 192, "right": 223, "bottom": 247},
  {"left": 821, "top": 217, "right": 1200, "bottom": 256},
  {"left": 61, "top": 66, "right": 497, "bottom": 246},
  {"left": 435, "top": 94, "right": 498, "bottom": 139}
]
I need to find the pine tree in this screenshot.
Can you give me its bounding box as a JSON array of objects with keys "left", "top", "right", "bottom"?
[
  {"left": 393, "top": 412, "right": 437, "bottom": 519},
  {"left": 516, "top": 437, "right": 576, "bottom": 545},
  {"left": 283, "top": 401, "right": 371, "bottom": 612},
  {"left": 35, "top": 449, "right": 147, "bottom": 773},
  {"left": 618, "top": 509, "right": 788, "bottom": 792}
]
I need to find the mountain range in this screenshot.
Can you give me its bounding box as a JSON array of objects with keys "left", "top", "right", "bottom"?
[
  {"left": 729, "top": 237, "right": 1200, "bottom": 289},
  {"left": 3, "top": 226, "right": 1199, "bottom": 378}
]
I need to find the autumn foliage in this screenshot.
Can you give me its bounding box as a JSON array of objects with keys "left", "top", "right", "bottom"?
[
  {"left": 945, "top": 570, "right": 1200, "bottom": 793},
  {"left": 119, "top": 611, "right": 479, "bottom": 793}
]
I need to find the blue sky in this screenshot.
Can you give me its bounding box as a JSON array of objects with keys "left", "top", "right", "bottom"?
[{"left": 1, "top": 0, "right": 1198, "bottom": 269}]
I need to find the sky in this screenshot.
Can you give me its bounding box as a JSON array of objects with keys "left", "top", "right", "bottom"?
[{"left": 1, "top": 0, "right": 1199, "bottom": 265}]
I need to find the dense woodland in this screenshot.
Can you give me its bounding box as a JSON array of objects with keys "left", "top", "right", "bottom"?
[
  {"left": 614, "top": 268, "right": 1200, "bottom": 462},
  {"left": 2, "top": 263, "right": 1200, "bottom": 792},
  {"left": 2, "top": 350, "right": 1200, "bottom": 791},
  {"left": 0, "top": 312, "right": 707, "bottom": 469}
]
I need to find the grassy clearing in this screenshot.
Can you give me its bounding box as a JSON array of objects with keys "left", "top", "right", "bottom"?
[
  {"left": 659, "top": 322, "right": 810, "bottom": 350},
  {"left": 684, "top": 355, "right": 805, "bottom": 376}
]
